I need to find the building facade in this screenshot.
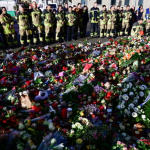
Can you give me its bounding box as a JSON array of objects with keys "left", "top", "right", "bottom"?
[{"left": 73, "top": 0, "right": 149, "bottom": 10}]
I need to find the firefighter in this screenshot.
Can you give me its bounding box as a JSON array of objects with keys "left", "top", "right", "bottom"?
[
  {"left": 0, "top": 7, "right": 17, "bottom": 47},
  {"left": 90, "top": 2, "right": 99, "bottom": 38},
  {"left": 116, "top": 6, "right": 121, "bottom": 36},
  {"left": 99, "top": 5, "right": 107, "bottom": 38},
  {"left": 42, "top": 5, "right": 54, "bottom": 44},
  {"left": 131, "top": 18, "right": 144, "bottom": 37},
  {"left": 16, "top": 6, "right": 31, "bottom": 47},
  {"left": 74, "top": 3, "right": 83, "bottom": 39},
  {"left": 63, "top": 3, "right": 68, "bottom": 41},
  {"left": 120, "top": 5, "right": 132, "bottom": 36},
  {"left": 106, "top": 5, "right": 116, "bottom": 38},
  {"left": 55, "top": 5, "right": 65, "bottom": 42},
  {"left": 83, "top": 6, "right": 89, "bottom": 37},
  {"left": 145, "top": 16, "right": 150, "bottom": 35},
  {"left": 65, "top": 6, "right": 76, "bottom": 41},
  {"left": 31, "top": 1, "right": 43, "bottom": 45}
]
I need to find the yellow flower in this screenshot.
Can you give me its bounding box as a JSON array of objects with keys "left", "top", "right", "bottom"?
[
  {"left": 76, "top": 139, "right": 83, "bottom": 144},
  {"left": 80, "top": 111, "right": 84, "bottom": 116}
]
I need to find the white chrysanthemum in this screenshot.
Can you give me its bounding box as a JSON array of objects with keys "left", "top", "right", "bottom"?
[
  {"left": 134, "top": 107, "right": 139, "bottom": 112},
  {"left": 122, "top": 94, "right": 129, "bottom": 100},
  {"left": 139, "top": 86, "right": 144, "bottom": 90},
  {"left": 129, "top": 92, "right": 134, "bottom": 96},
  {"left": 139, "top": 91, "right": 144, "bottom": 97},
  {"left": 132, "top": 112, "right": 138, "bottom": 118},
  {"left": 123, "top": 88, "right": 128, "bottom": 92}
]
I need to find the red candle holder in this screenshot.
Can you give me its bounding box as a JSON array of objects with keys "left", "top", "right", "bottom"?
[{"left": 61, "top": 108, "right": 67, "bottom": 119}]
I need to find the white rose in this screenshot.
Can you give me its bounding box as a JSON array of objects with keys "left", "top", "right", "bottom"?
[
  {"left": 133, "top": 100, "right": 138, "bottom": 104},
  {"left": 123, "top": 88, "right": 128, "bottom": 92},
  {"left": 129, "top": 92, "right": 134, "bottom": 96},
  {"left": 139, "top": 86, "right": 144, "bottom": 90},
  {"left": 134, "top": 107, "right": 139, "bottom": 112},
  {"left": 132, "top": 112, "right": 138, "bottom": 118},
  {"left": 142, "top": 85, "right": 147, "bottom": 90},
  {"left": 122, "top": 94, "right": 129, "bottom": 100},
  {"left": 139, "top": 91, "right": 144, "bottom": 97},
  {"left": 121, "top": 105, "right": 125, "bottom": 109},
  {"left": 129, "top": 103, "right": 134, "bottom": 108}
]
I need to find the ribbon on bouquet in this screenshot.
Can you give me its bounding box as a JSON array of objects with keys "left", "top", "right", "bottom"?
[{"left": 139, "top": 92, "right": 150, "bottom": 107}]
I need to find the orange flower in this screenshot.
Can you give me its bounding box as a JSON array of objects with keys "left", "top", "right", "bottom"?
[
  {"left": 136, "top": 49, "right": 141, "bottom": 53},
  {"left": 132, "top": 52, "right": 135, "bottom": 55},
  {"left": 123, "top": 56, "right": 126, "bottom": 60},
  {"left": 95, "top": 59, "right": 98, "bottom": 63}
]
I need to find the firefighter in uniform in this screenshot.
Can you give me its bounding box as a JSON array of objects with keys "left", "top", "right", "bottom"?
[
  {"left": 16, "top": 6, "right": 31, "bottom": 47},
  {"left": 83, "top": 6, "right": 89, "bottom": 37},
  {"left": 65, "top": 6, "right": 76, "bottom": 41},
  {"left": 0, "top": 7, "right": 17, "bottom": 47},
  {"left": 90, "top": 2, "right": 99, "bottom": 38},
  {"left": 55, "top": 5, "right": 65, "bottom": 42},
  {"left": 120, "top": 5, "right": 132, "bottom": 36},
  {"left": 74, "top": 3, "right": 83, "bottom": 39},
  {"left": 42, "top": 5, "right": 54, "bottom": 43},
  {"left": 131, "top": 19, "right": 144, "bottom": 37},
  {"left": 106, "top": 6, "right": 116, "bottom": 38},
  {"left": 99, "top": 5, "right": 107, "bottom": 38},
  {"left": 145, "top": 12, "right": 150, "bottom": 35},
  {"left": 31, "top": 1, "right": 43, "bottom": 45},
  {"left": 116, "top": 6, "right": 121, "bottom": 36}
]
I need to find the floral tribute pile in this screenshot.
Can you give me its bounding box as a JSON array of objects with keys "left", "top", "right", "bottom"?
[{"left": 1, "top": 37, "right": 150, "bottom": 150}]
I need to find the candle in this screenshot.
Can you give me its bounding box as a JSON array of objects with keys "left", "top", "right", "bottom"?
[
  {"left": 67, "top": 108, "right": 72, "bottom": 118},
  {"left": 61, "top": 107, "right": 67, "bottom": 119}
]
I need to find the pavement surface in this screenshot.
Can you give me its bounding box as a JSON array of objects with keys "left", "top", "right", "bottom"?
[{"left": 0, "top": 22, "right": 120, "bottom": 51}]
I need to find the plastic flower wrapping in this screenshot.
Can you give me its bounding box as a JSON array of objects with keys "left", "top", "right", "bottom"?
[{"left": 1, "top": 37, "right": 150, "bottom": 149}]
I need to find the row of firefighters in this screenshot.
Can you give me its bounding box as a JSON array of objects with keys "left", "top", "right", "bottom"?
[{"left": 0, "top": 2, "right": 149, "bottom": 47}]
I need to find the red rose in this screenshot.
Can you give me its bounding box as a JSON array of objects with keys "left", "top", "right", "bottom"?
[
  {"left": 59, "top": 79, "right": 63, "bottom": 83},
  {"left": 106, "top": 92, "right": 112, "bottom": 98}
]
